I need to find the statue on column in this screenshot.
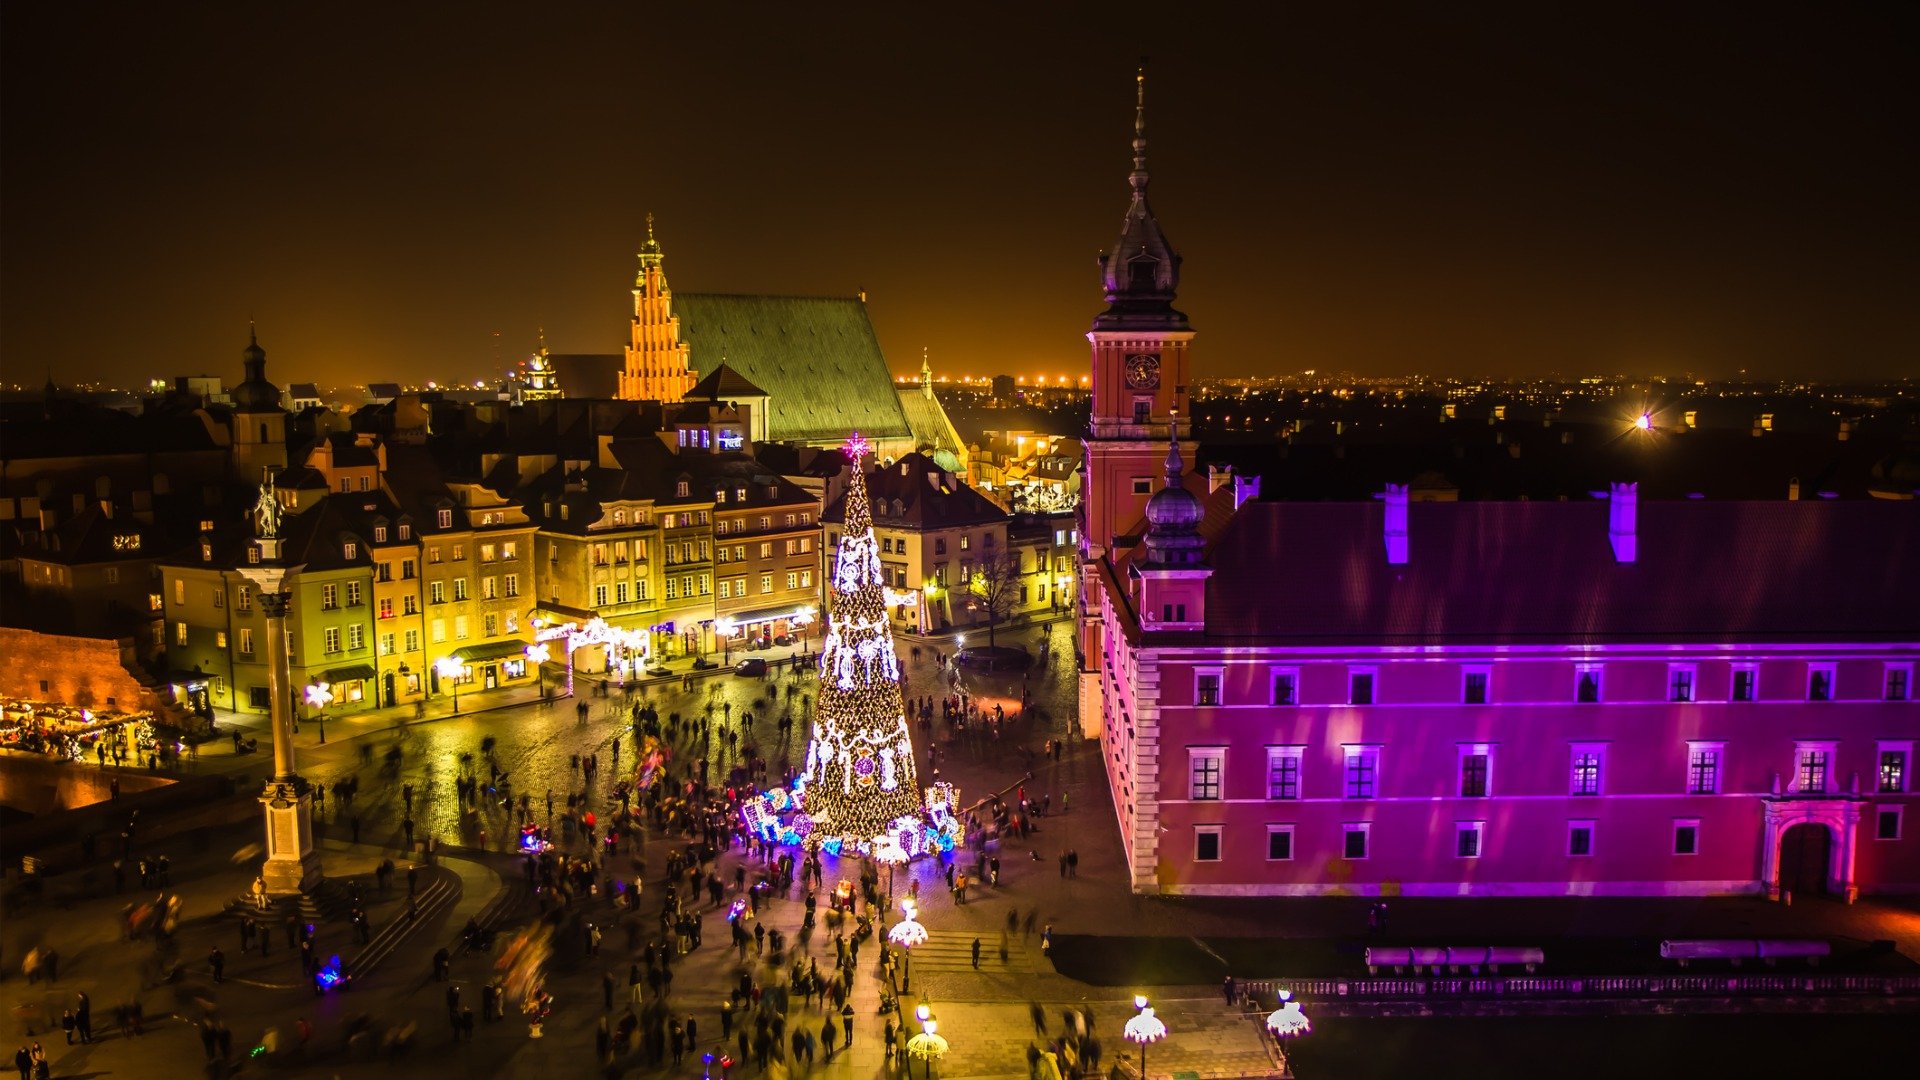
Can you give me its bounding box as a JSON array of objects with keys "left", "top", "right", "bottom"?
[{"left": 253, "top": 472, "right": 281, "bottom": 540}]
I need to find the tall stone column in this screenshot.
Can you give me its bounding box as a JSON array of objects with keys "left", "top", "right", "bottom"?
[{"left": 239, "top": 547, "right": 323, "bottom": 896}]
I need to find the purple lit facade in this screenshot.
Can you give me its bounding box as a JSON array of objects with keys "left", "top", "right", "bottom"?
[{"left": 1075, "top": 73, "right": 1920, "bottom": 900}]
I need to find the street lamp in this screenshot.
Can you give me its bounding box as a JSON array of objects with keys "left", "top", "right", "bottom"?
[
  {"left": 905, "top": 1018, "right": 948, "bottom": 1080},
  {"left": 1123, "top": 994, "right": 1167, "bottom": 1079},
  {"left": 718, "top": 617, "right": 737, "bottom": 663},
  {"left": 886, "top": 899, "right": 927, "bottom": 994},
  {"left": 526, "top": 643, "right": 551, "bottom": 699},
  {"left": 1264, "top": 989, "right": 1311, "bottom": 1079},
  {"left": 875, "top": 840, "right": 909, "bottom": 909},
  {"left": 436, "top": 657, "right": 466, "bottom": 715},
  {"left": 303, "top": 681, "right": 333, "bottom": 744}
]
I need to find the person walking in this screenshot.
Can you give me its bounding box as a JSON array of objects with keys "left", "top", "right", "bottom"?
[
  {"left": 971, "top": 937, "right": 982, "bottom": 969},
  {"left": 820, "top": 1016, "right": 837, "bottom": 1059},
  {"left": 840, "top": 1002, "right": 854, "bottom": 1046},
  {"left": 209, "top": 946, "right": 224, "bottom": 984},
  {"left": 1223, "top": 975, "right": 1237, "bottom": 1005},
  {"left": 73, "top": 993, "right": 90, "bottom": 1044}
]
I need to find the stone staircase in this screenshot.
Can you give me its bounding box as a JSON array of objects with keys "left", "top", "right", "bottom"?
[
  {"left": 902, "top": 929, "right": 1051, "bottom": 976},
  {"left": 222, "top": 875, "right": 357, "bottom": 924}
]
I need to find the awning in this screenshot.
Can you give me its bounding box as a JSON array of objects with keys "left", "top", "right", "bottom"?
[
  {"left": 318, "top": 664, "right": 377, "bottom": 684},
  {"left": 450, "top": 640, "right": 530, "bottom": 664},
  {"left": 531, "top": 601, "right": 596, "bottom": 623},
  {"left": 726, "top": 605, "right": 814, "bottom": 626}
]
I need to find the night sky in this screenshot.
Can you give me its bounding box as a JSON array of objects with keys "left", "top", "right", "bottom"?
[{"left": 3, "top": 2, "right": 1914, "bottom": 389}]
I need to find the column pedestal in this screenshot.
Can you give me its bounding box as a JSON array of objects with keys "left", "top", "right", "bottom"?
[{"left": 260, "top": 777, "right": 324, "bottom": 895}]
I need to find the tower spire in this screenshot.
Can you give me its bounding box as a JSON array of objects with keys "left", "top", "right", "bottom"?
[
  {"left": 638, "top": 212, "right": 664, "bottom": 275},
  {"left": 1131, "top": 57, "right": 1149, "bottom": 200}
]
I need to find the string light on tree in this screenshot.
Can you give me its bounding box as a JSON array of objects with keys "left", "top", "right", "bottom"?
[{"left": 801, "top": 432, "right": 925, "bottom": 850}]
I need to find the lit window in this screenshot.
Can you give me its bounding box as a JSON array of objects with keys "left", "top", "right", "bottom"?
[
  {"left": 1195, "top": 670, "right": 1222, "bottom": 707},
  {"left": 1570, "top": 744, "right": 1604, "bottom": 796},
  {"left": 1880, "top": 745, "right": 1911, "bottom": 793},
  {"left": 1344, "top": 747, "right": 1380, "bottom": 799},
  {"left": 1266, "top": 746, "right": 1303, "bottom": 800},
  {"left": 1687, "top": 742, "right": 1724, "bottom": 795},
  {"left": 1794, "top": 742, "right": 1836, "bottom": 794},
  {"left": 1189, "top": 747, "right": 1224, "bottom": 800},
  {"left": 324, "top": 627, "right": 341, "bottom": 653},
  {"left": 437, "top": 508, "right": 452, "bottom": 528}
]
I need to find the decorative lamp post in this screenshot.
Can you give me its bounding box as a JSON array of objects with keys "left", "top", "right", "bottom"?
[
  {"left": 526, "top": 643, "right": 550, "bottom": 698},
  {"left": 1264, "top": 990, "right": 1311, "bottom": 1078},
  {"left": 1123, "top": 994, "right": 1167, "bottom": 1080},
  {"left": 886, "top": 899, "right": 928, "bottom": 993},
  {"left": 718, "top": 618, "right": 736, "bottom": 663},
  {"left": 436, "top": 657, "right": 466, "bottom": 715},
  {"left": 875, "top": 840, "right": 909, "bottom": 908},
  {"left": 904, "top": 1018, "right": 948, "bottom": 1080},
  {"left": 303, "top": 681, "right": 333, "bottom": 744}
]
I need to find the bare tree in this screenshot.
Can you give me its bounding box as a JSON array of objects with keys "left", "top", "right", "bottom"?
[{"left": 966, "top": 550, "right": 1025, "bottom": 648}]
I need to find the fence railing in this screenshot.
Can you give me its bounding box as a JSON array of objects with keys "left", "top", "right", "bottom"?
[{"left": 1236, "top": 973, "right": 1920, "bottom": 1005}]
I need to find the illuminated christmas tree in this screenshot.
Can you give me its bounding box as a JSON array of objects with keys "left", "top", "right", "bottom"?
[{"left": 800, "top": 433, "right": 923, "bottom": 849}]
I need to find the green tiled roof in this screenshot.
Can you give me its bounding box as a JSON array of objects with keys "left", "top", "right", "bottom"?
[{"left": 674, "top": 294, "right": 911, "bottom": 444}]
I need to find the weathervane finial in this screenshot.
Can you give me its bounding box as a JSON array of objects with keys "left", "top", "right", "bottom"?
[{"left": 1131, "top": 57, "right": 1150, "bottom": 196}]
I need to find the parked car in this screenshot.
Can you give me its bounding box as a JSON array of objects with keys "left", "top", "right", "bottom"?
[{"left": 733, "top": 658, "right": 768, "bottom": 677}]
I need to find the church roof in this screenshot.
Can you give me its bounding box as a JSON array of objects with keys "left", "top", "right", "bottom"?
[
  {"left": 897, "top": 388, "right": 965, "bottom": 460},
  {"left": 686, "top": 363, "right": 768, "bottom": 402},
  {"left": 1187, "top": 498, "right": 1920, "bottom": 647},
  {"left": 821, "top": 452, "right": 1005, "bottom": 532},
  {"left": 673, "top": 294, "right": 912, "bottom": 444}
]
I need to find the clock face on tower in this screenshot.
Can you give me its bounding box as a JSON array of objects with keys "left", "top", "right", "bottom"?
[{"left": 1124, "top": 352, "right": 1161, "bottom": 389}]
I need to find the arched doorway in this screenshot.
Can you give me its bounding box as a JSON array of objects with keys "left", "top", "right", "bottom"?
[{"left": 1779, "top": 822, "right": 1831, "bottom": 898}]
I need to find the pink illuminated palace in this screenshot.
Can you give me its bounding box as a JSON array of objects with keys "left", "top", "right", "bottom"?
[{"left": 1074, "top": 74, "right": 1920, "bottom": 900}]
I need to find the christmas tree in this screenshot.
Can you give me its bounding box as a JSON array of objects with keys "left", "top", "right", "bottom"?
[{"left": 800, "top": 434, "right": 923, "bottom": 849}]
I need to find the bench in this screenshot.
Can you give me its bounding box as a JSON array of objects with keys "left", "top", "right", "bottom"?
[
  {"left": 1365, "top": 945, "right": 1544, "bottom": 975},
  {"left": 1364, "top": 947, "right": 1411, "bottom": 974},
  {"left": 1755, "top": 940, "right": 1829, "bottom": 966}
]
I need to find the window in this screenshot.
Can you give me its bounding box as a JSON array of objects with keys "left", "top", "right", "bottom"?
[
  {"left": 615, "top": 582, "right": 630, "bottom": 603},
  {"left": 104, "top": 566, "right": 119, "bottom": 584},
  {"left": 175, "top": 621, "right": 188, "bottom": 645},
  {"left": 1568, "top": 821, "right": 1594, "bottom": 857},
  {"left": 760, "top": 574, "right": 773, "bottom": 594},
  {"left": 403, "top": 595, "right": 418, "bottom": 615},
  {"left": 1794, "top": 742, "right": 1835, "bottom": 794},
  {"left": 346, "top": 581, "right": 362, "bottom": 606},
  {"left": 1731, "top": 664, "right": 1757, "bottom": 702},
  {"left": 212, "top": 586, "right": 224, "bottom": 608},
  {"left": 429, "top": 581, "right": 445, "bottom": 604},
  {"left": 374, "top": 525, "right": 388, "bottom": 543},
  {"left": 1880, "top": 745, "right": 1911, "bottom": 794},
  {"left": 404, "top": 629, "right": 420, "bottom": 653},
  {"left": 379, "top": 633, "right": 394, "bottom": 656},
  {"left": 1133, "top": 398, "right": 1152, "bottom": 424},
  {"left": 1271, "top": 669, "right": 1297, "bottom": 706},
  {"left": 239, "top": 628, "right": 255, "bottom": 657},
  {"left": 322, "top": 584, "right": 339, "bottom": 610},
  {"left": 484, "top": 613, "right": 499, "bottom": 637},
  {"left": 238, "top": 586, "right": 252, "bottom": 612},
  {"left": 1132, "top": 477, "right": 1152, "bottom": 496},
  {"left": 800, "top": 570, "right": 813, "bottom": 588},
  {"left": 1266, "top": 825, "right": 1294, "bottom": 861},
  {"left": 959, "top": 534, "right": 971, "bottom": 552},
  {"left": 1807, "top": 663, "right": 1835, "bottom": 702},
  {"left": 482, "top": 576, "right": 497, "bottom": 600},
  {"left": 437, "top": 508, "right": 453, "bottom": 528},
  {"left": 429, "top": 545, "right": 442, "bottom": 564},
  {"left": 402, "top": 559, "right": 416, "bottom": 579},
  {"left": 1455, "top": 821, "right": 1484, "bottom": 858},
  {"left": 1673, "top": 820, "right": 1700, "bottom": 856},
  {"left": 173, "top": 579, "right": 185, "bottom": 605},
  {"left": 1462, "top": 667, "right": 1490, "bottom": 705},
  {"left": 1259, "top": 746, "right": 1304, "bottom": 802},
  {"left": 451, "top": 544, "right": 465, "bottom": 561},
  {"left": 324, "top": 627, "right": 341, "bottom": 653},
  {"left": 505, "top": 574, "right": 519, "bottom": 597},
  {"left": 1160, "top": 603, "right": 1187, "bottom": 622},
  {"left": 1887, "top": 664, "right": 1912, "bottom": 702},
  {"left": 1194, "top": 826, "right": 1222, "bottom": 862},
  {"left": 1196, "top": 670, "right": 1222, "bottom": 706},
  {"left": 1189, "top": 748, "right": 1224, "bottom": 800},
  {"left": 758, "top": 542, "right": 771, "bottom": 559},
  {"left": 1878, "top": 807, "right": 1904, "bottom": 841},
  {"left": 453, "top": 615, "right": 468, "bottom": 639},
  {"left": 1342, "top": 823, "right": 1370, "bottom": 860},
  {"left": 1668, "top": 664, "right": 1695, "bottom": 703},
  {"left": 453, "top": 578, "right": 468, "bottom": 601},
  {"left": 1348, "top": 668, "right": 1375, "bottom": 706},
  {"left": 1687, "top": 742, "right": 1723, "bottom": 795},
  {"left": 699, "top": 574, "right": 711, "bottom": 595},
  {"left": 347, "top": 624, "right": 364, "bottom": 651},
  {"left": 1344, "top": 747, "right": 1379, "bottom": 799},
  {"left": 1458, "top": 746, "right": 1491, "bottom": 797},
  {"left": 1570, "top": 744, "right": 1604, "bottom": 796},
  {"left": 786, "top": 572, "right": 798, "bottom": 590},
  {"left": 1575, "top": 664, "right": 1602, "bottom": 703},
  {"left": 399, "top": 523, "right": 411, "bottom": 540},
  {"left": 431, "top": 619, "right": 446, "bottom": 644},
  {"left": 594, "top": 584, "right": 609, "bottom": 607},
  {"left": 665, "top": 578, "right": 678, "bottom": 600},
  {"left": 676, "top": 481, "right": 689, "bottom": 497},
  {"left": 344, "top": 542, "right": 358, "bottom": 560},
  {"left": 718, "top": 580, "right": 732, "bottom": 600}
]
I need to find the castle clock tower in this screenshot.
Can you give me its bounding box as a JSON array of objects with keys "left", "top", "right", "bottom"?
[
  {"left": 1082, "top": 66, "right": 1195, "bottom": 561},
  {"left": 1077, "top": 66, "right": 1197, "bottom": 737}
]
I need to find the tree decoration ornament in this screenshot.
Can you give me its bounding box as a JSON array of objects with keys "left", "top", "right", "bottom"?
[{"left": 800, "top": 433, "right": 925, "bottom": 849}]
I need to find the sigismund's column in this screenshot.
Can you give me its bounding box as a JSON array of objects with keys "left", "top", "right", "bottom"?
[{"left": 237, "top": 477, "right": 323, "bottom": 895}]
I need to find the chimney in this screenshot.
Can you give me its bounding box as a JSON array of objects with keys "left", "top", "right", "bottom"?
[
  {"left": 1608, "top": 482, "right": 1638, "bottom": 563},
  {"left": 1208, "top": 464, "right": 1232, "bottom": 494},
  {"left": 1233, "top": 474, "right": 1260, "bottom": 510},
  {"left": 1788, "top": 477, "right": 1801, "bottom": 501},
  {"left": 1383, "top": 483, "right": 1409, "bottom": 565}
]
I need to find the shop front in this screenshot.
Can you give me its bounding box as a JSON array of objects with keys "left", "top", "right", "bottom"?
[
  {"left": 312, "top": 664, "right": 377, "bottom": 713},
  {"left": 448, "top": 640, "right": 535, "bottom": 690},
  {"left": 717, "top": 605, "right": 818, "bottom": 656}
]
